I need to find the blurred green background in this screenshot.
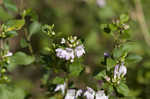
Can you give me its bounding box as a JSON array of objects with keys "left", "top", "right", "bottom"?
[{"left": 1, "top": 0, "right": 150, "bottom": 99}]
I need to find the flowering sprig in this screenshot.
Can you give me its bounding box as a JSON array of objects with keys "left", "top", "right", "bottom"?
[
  {"left": 91, "top": 14, "right": 135, "bottom": 98},
  {"left": 40, "top": 24, "right": 86, "bottom": 99}
]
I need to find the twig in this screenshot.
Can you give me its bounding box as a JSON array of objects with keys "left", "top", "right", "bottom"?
[
  {"left": 24, "top": 28, "right": 33, "bottom": 54},
  {"left": 134, "top": 0, "right": 150, "bottom": 46},
  {"left": 0, "top": 39, "right": 3, "bottom": 49}
]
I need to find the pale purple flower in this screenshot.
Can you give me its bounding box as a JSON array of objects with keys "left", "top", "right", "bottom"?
[
  {"left": 61, "top": 38, "right": 66, "bottom": 44},
  {"left": 96, "top": 0, "right": 106, "bottom": 8},
  {"left": 54, "top": 82, "right": 66, "bottom": 95},
  {"left": 76, "top": 89, "right": 83, "bottom": 98},
  {"left": 4, "top": 52, "right": 13, "bottom": 57},
  {"left": 55, "top": 48, "right": 75, "bottom": 62},
  {"left": 84, "top": 87, "right": 95, "bottom": 99},
  {"left": 96, "top": 90, "right": 108, "bottom": 99},
  {"left": 65, "top": 89, "right": 76, "bottom": 99},
  {"left": 104, "top": 52, "right": 109, "bottom": 57},
  {"left": 56, "top": 48, "right": 67, "bottom": 59},
  {"left": 119, "top": 63, "right": 127, "bottom": 77},
  {"left": 114, "top": 64, "right": 119, "bottom": 79},
  {"left": 114, "top": 63, "right": 127, "bottom": 79},
  {"left": 75, "top": 45, "right": 85, "bottom": 58}
]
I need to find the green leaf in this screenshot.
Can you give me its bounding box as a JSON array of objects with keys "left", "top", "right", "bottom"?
[
  {"left": 113, "top": 48, "right": 124, "bottom": 59},
  {"left": 0, "top": 84, "right": 26, "bottom": 99},
  {"left": 120, "top": 14, "right": 129, "bottom": 23},
  {"left": 69, "top": 62, "right": 83, "bottom": 77},
  {"left": 126, "top": 54, "right": 142, "bottom": 63},
  {"left": 145, "top": 72, "right": 150, "bottom": 82},
  {"left": 107, "top": 58, "right": 116, "bottom": 71},
  {"left": 5, "top": 30, "right": 18, "bottom": 37},
  {"left": 107, "top": 85, "right": 114, "bottom": 95},
  {"left": 101, "top": 82, "right": 114, "bottom": 93},
  {"left": 22, "top": 9, "right": 38, "bottom": 21},
  {"left": 143, "top": 61, "right": 150, "bottom": 69},
  {"left": 28, "top": 21, "right": 41, "bottom": 39},
  {"left": 109, "top": 24, "right": 117, "bottom": 32},
  {"left": 137, "top": 70, "right": 145, "bottom": 84},
  {"left": 0, "top": 7, "right": 12, "bottom": 21},
  {"left": 94, "top": 70, "right": 106, "bottom": 80},
  {"left": 3, "top": 0, "right": 18, "bottom": 12},
  {"left": 52, "top": 77, "right": 64, "bottom": 84},
  {"left": 122, "top": 42, "right": 136, "bottom": 52},
  {"left": 6, "top": 19, "right": 25, "bottom": 31},
  {"left": 20, "top": 38, "right": 28, "bottom": 48},
  {"left": 120, "top": 30, "right": 130, "bottom": 39},
  {"left": 116, "top": 82, "right": 129, "bottom": 96},
  {"left": 10, "top": 52, "right": 35, "bottom": 65}
]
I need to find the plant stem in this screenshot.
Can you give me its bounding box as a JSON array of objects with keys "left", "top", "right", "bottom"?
[
  {"left": 24, "top": 28, "right": 33, "bottom": 54},
  {"left": 0, "top": 40, "right": 3, "bottom": 49},
  {"left": 134, "top": 0, "right": 150, "bottom": 46}
]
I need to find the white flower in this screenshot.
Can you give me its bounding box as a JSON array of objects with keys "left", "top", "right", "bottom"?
[
  {"left": 65, "top": 89, "right": 76, "bottom": 99},
  {"left": 96, "top": 0, "right": 106, "bottom": 8},
  {"left": 75, "top": 45, "right": 85, "bottom": 58},
  {"left": 84, "top": 87, "right": 95, "bottom": 99},
  {"left": 96, "top": 90, "right": 108, "bottom": 99},
  {"left": 54, "top": 82, "right": 66, "bottom": 95},
  {"left": 4, "top": 52, "right": 13, "bottom": 57},
  {"left": 61, "top": 38, "right": 66, "bottom": 44},
  {"left": 76, "top": 89, "right": 83, "bottom": 98}
]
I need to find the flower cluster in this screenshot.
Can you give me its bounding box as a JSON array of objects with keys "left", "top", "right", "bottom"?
[
  {"left": 84, "top": 87, "right": 108, "bottom": 99},
  {"left": 54, "top": 83, "right": 108, "bottom": 99},
  {"left": 112, "top": 63, "right": 127, "bottom": 83},
  {"left": 55, "top": 36, "right": 85, "bottom": 62}
]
